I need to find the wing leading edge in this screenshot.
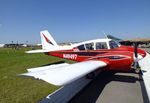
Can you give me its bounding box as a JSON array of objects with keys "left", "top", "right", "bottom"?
[{"left": 19, "top": 60, "right": 107, "bottom": 86}]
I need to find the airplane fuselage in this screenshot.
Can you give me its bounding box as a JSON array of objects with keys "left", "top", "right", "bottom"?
[
  {"left": 27, "top": 31, "right": 147, "bottom": 72},
  {"left": 46, "top": 41, "right": 146, "bottom": 72}
]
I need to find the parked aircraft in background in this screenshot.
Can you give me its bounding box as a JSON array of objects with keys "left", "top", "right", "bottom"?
[{"left": 20, "top": 30, "right": 147, "bottom": 86}]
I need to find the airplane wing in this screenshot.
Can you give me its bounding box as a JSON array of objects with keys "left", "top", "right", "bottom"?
[
  {"left": 139, "top": 52, "right": 150, "bottom": 99},
  {"left": 19, "top": 60, "right": 107, "bottom": 86}
]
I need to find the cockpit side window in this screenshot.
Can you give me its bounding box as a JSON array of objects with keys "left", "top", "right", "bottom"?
[
  {"left": 85, "top": 43, "right": 94, "bottom": 50},
  {"left": 109, "top": 40, "right": 119, "bottom": 49},
  {"left": 96, "top": 42, "right": 108, "bottom": 50},
  {"left": 77, "top": 44, "right": 85, "bottom": 50}
]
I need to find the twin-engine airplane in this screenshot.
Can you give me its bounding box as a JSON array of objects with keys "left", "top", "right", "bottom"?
[{"left": 20, "top": 30, "right": 147, "bottom": 86}]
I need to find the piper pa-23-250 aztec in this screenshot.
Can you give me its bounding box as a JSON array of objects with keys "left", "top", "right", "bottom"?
[{"left": 20, "top": 30, "right": 147, "bottom": 86}]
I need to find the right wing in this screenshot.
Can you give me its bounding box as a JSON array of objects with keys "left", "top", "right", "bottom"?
[
  {"left": 19, "top": 60, "right": 107, "bottom": 86},
  {"left": 139, "top": 52, "right": 150, "bottom": 100}
]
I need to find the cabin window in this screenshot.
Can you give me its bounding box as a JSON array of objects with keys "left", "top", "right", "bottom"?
[
  {"left": 109, "top": 40, "right": 119, "bottom": 49},
  {"left": 85, "top": 43, "right": 94, "bottom": 50},
  {"left": 77, "top": 44, "right": 85, "bottom": 50},
  {"left": 96, "top": 42, "right": 108, "bottom": 49}
]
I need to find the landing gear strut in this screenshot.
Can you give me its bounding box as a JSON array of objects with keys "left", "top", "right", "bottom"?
[{"left": 133, "top": 42, "right": 143, "bottom": 75}]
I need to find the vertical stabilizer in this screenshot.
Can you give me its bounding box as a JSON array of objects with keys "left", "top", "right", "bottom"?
[{"left": 40, "top": 30, "right": 58, "bottom": 50}]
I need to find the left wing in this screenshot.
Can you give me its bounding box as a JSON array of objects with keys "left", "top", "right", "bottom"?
[{"left": 19, "top": 60, "right": 107, "bottom": 86}]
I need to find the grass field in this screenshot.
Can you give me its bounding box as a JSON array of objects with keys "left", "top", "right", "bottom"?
[{"left": 0, "top": 48, "right": 73, "bottom": 103}]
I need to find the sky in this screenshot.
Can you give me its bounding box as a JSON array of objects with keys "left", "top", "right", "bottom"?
[{"left": 0, "top": 0, "right": 150, "bottom": 44}]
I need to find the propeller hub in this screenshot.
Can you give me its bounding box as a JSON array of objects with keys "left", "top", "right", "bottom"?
[{"left": 133, "top": 54, "right": 143, "bottom": 62}]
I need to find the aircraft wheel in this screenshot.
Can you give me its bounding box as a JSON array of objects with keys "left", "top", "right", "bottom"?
[{"left": 86, "top": 72, "right": 95, "bottom": 79}]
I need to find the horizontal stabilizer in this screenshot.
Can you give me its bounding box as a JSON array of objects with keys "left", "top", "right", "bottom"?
[
  {"left": 25, "top": 48, "right": 60, "bottom": 53},
  {"left": 26, "top": 47, "right": 71, "bottom": 53},
  {"left": 26, "top": 49, "right": 52, "bottom": 53},
  {"left": 19, "top": 60, "right": 107, "bottom": 86}
]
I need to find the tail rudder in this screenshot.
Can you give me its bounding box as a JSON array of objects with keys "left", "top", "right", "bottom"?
[{"left": 40, "top": 30, "right": 58, "bottom": 50}]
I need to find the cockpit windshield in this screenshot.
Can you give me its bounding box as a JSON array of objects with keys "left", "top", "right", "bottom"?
[{"left": 109, "top": 40, "right": 120, "bottom": 49}]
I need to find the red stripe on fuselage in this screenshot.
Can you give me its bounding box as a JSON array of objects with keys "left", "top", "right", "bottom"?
[
  {"left": 42, "top": 33, "right": 54, "bottom": 45},
  {"left": 46, "top": 48, "right": 135, "bottom": 71}
]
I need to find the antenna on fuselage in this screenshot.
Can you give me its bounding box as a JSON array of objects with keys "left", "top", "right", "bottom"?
[{"left": 102, "top": 31, "right": 108, "bottom": 39}]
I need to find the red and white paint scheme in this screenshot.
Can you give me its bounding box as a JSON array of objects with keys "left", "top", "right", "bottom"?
[{"left": 20, "top": 30, "right": 147, "bottom": 86}]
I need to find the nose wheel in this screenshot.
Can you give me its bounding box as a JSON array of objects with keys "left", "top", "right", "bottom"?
[
  {"left": 133, "top": 61, "right": 143, "bottom": 75},
  {"left": 133, "top": 42, "right": 143, "bottom": 75},
  {"left": 86, "top": 72, "right": 96, "bottom": 79}
]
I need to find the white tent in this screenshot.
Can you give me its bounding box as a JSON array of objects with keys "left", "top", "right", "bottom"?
[{"left": 0, "top": 44, "right": 5, "bottom": 48}]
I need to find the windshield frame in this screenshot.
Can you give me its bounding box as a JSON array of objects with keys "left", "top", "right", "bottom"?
[{"left": 109, "top": 40, "right": 120, "bottom": 49}]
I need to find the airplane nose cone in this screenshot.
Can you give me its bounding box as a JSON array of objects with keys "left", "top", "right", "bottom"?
[
  {"left": 138, "top": 48, "right": 146, "bottom": 58},
  {"left": 133, "top": 48, "right": 146, "bottom": 62}
]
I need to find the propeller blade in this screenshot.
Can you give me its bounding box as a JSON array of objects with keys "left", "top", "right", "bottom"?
[
  {"left": 133, "top": 42, "right": 143, "bottom": 75},
  {"left": 134, "top": 42, "right": 138, "bottom": 58}
]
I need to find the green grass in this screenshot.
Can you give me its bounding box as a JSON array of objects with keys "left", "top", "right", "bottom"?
[{"left": 0, "top": 48, "right": 73, "bottom": 103}]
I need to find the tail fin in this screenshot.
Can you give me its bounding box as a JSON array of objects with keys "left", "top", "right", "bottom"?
[
  {"left": 26, "top": 30, "right": 71, "bottom": 53},
  {"left": 40, "top": 30, "right": 58, "bottom": 50}
]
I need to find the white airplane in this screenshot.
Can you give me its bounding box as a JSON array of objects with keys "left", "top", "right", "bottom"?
[{"left": 19, "top": 30, "right": 148, "bottom": 86}]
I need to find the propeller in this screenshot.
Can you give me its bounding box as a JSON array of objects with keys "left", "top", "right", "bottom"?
[
  {"left": 134, "top": 42, "right": 138, "bottom": 59},
  {"left": 133, "top": 42, "right": 143, "bottom": 75}
]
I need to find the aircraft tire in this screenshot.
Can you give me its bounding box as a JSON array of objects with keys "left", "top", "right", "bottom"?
[{"left": 86, "top": 72, "right": 95, "bottom": 79}]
